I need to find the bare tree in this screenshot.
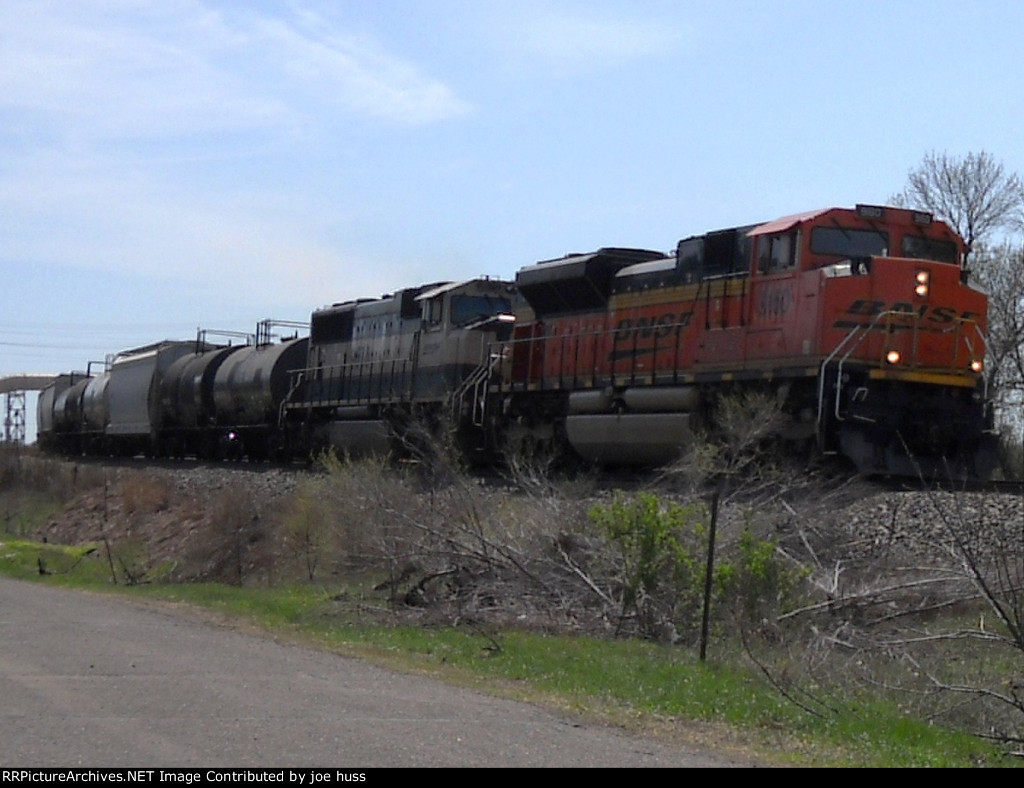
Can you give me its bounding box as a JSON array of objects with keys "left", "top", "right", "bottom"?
[
  {"left": 972, "top": 241, "right": 1024, "bottom": 476},
  {"left": 895, "top": 150, "right": 1024, "bottom": 262},
  {"left": 895, "top": 151, "right": 1024, "bottom": 475},
  {"left": 974, "top": 242, "right": 1024, "bottom": 394}
]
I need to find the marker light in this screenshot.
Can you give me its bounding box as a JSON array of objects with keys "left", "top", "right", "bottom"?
[
  {"left": 886, "top": 350, "right": 902, "bottom": 365},
  {"left": 970, "top": 359, "right": 984, "bottom": 373},
  {"left": 914, "top": 270, "right": 930, "bottom": 298}
]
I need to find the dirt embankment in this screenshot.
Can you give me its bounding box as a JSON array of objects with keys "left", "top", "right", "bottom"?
[
  {"left": 30, "top": 459, "right": 1024, "bottom": 641},
  {"left": 35, "top": 463, "right": 301, "bottom": 583}
]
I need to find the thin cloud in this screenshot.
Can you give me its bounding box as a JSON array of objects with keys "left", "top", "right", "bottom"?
[
  {"left": 511, "top": 8, "right": 688, "bottom": 74},
  {"left": 1, "top": 150, "right": 354, "bottom": 308},
  {"left": 0, "top": 0, "right": 470, "bottom": 144},
  {"left": 252, "top": 13, "right": 472, "bottom": 125},
  {"left": 0, "top": 3, "right": 281, "bottom": 142},
  {"left": 0, "top": 0, "right": 472, "bottom": 303}
]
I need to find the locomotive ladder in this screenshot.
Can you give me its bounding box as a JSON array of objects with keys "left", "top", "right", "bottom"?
[{"left": 452, "top": 349, "right": 504, "bottom": 428}]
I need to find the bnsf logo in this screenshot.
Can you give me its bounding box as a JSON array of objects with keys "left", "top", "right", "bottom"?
[
  {"left": 613, "top": 312, "right": 694, "bottom": 342},
  {"left": 834, "top": 299, "right": 979, "bottom": 329},
  {"left": 608, "top": 311, "right": 694, "bottom": 363}
]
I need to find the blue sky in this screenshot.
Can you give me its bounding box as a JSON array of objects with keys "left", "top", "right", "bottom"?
[{"left": 3, "top": 0, "right": 1024, "bottom": 440}]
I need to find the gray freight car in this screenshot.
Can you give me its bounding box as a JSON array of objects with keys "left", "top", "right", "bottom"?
[{"left": 105, "top": 341, "right": 200, "bottom": 456}]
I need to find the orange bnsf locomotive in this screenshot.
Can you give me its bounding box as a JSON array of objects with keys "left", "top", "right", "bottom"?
[{"left": 492, "top": 205, "right": 995, "bottom": 477}]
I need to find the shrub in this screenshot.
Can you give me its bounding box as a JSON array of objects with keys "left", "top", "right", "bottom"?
[
  {"left": 590, "top": 491, "right": 709, "bottom": 640},
  {"left": 590, "top": 491, "right": 806, "bottom": 643},
  {"left": 716, "top": 523, "right": 808, "bottom": 627}
]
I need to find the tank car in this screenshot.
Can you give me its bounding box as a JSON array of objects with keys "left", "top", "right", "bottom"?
[
  {"left": 492, "top": 206, "right": 996, "bottom": 478},
  {"left": 79, "top": 369, "right": 111, "bottom": 454},
  {"left": 158, "top": 343, "right": 244, "bottom": 458},
  {"left": 36, "top": 373, "right": 78, "bottom": 453},
  {"left": 212, "top": 336, "right": 309, "bottom": 460},
  {"left": 38, "top": 361, "right": 119, "bottom": 456},
  {"left": 51, "top": 374, "right": 92, "bottom": 454}
]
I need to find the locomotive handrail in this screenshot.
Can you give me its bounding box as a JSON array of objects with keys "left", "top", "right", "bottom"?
[
  {"left": 452, "top": 347, "right": 505, "bottom": 428},
  {"left": 698, "top": 270, "right": 749, "bottom": 330},
  {"left": 835, "top": 310, "right": 928, "bottom": 424},
  {"left": 817, "top": 309, "right": 917, "bottom": 447},
  {"left": 278, "top": 369, "right": 306, "bottom": 428},
  {"left": 816, "top": 320, "right": 870, "bottom": 449},
  {"left": 287, "top": 357, "right": 414, "bottom": 408},
  {"left": 495, "top": 318, "right": 694, "bottom": 393}
]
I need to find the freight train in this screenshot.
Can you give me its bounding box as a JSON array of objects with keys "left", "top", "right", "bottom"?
[{"left": 36, "top": 204, "right": 998, "bottom": 478}]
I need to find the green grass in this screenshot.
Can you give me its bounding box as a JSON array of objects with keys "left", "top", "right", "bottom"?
[
  {"left": 0, "top": 537, "right": 1014, "bottom": 767},
  {"left": 0, "top": 490, "right": 64, "bottom": 538},
  {"left": 0, "top": 538, "right": 108, "bottom": 583}
]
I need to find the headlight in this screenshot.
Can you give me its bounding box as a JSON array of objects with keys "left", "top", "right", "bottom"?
[
  {"left": 914, "top": 270, "right": 930, "bottom": 298},
  {"left": 886, "top": 350, "right": 902, "bottom": 365},
  {"left": 970, "top": 359, "right": 984, "bottom": 373}
]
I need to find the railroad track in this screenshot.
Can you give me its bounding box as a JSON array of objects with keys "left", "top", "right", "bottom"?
[{"left": 873, "top": 475, "right": 1024, "bottom": 496}]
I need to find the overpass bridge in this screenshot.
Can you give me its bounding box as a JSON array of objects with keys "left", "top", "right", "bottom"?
[{"left": 1, "top": 374, "right": 56, "bottom": 444}]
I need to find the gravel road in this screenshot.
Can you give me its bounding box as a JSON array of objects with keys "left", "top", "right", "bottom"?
[{"left": 0, "top": 577, "right": 750, "bottom": 768}]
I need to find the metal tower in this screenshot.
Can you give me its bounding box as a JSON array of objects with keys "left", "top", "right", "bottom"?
[{"left": 4, "top": 390, "right": 26, "bottom": 444}]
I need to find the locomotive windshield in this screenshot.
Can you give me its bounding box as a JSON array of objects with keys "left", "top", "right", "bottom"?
[
  {"left": 901, "top": 235, "right": 959, "bottom": 263},
  {"left": 451, "top": 294, "right": 512, "bottom": 326},
  {"left": 810, "top": 226, "right": 889, "bottom": 258}
]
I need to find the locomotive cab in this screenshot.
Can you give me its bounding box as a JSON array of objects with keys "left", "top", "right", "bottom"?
[
  {"left": 286, "top": 277, "right": 514, "bottom": 459},
  {"left": 414, "top": 278, "right": 515, "bottom": 397},
  {"left": 802, "top": 208, "right": 991, "bottom": 476},
  {"left": 740, "top": 205, "right": 992, "bottom": 476}
]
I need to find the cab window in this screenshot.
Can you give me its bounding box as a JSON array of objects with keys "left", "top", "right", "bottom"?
[
  {"left": 677, "top": 237, "right": 703, "bottom": 284},
  {"left": 901, "top": 235, "right": 958, "bottom": 263},
  {"left": 426, "top": 298, "right": 444, "bottom": 327},
  {"left": 758, "top": 232, "right": 799, "bottom": 273},
  {"left": 810, "top": 226, "right": 888, "bottom": 258},
  {"left": 451, "top": 295, "right": 512, "bottom": 326}
]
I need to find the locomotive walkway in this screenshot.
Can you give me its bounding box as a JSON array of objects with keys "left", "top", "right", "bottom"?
[{"left": 0, "top": 577, "right": 747, "bottom": 768}]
